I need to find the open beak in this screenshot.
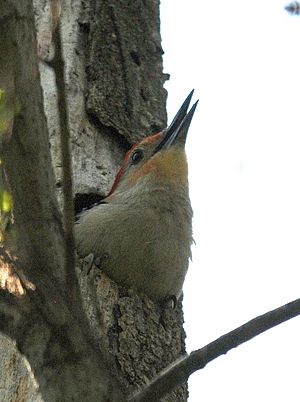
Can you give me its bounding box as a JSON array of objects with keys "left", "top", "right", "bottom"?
[{"left": 154, "top": 90, "right": 198, "bottom": 154}]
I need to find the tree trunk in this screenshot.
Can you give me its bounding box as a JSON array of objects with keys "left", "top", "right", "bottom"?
[{"left": 0, "top": 1, "right": 188, "bottom": 400}]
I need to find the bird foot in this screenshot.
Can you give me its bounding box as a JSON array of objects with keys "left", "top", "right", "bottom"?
[
  {"left": 81, "top": 253, "right": 95, "bottom": 275},
  {"left": 82, "top": 252, "right": 111, "bottom": 275},
  {"left": 160, "top": 294, "right": 178, "bottom": 310}
]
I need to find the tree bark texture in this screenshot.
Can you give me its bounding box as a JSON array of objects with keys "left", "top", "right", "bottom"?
[{"left": 0, "top": 1, "right": 188, "bottom": 401}]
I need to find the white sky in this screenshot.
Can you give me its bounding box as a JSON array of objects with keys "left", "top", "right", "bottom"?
[{"left": 161, "top": 1, "right": 300, "bottom": 401}]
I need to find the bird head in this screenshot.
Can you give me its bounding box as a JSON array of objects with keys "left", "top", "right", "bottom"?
[{"left": 107, "top": 91, "right": 198, "bottom": 198}]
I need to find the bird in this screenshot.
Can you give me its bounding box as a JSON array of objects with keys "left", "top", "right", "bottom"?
[
  {"left": 285, "top": 1, "right": 300, "bottom": 15},
  {"left": 75, "top": 91, "right": 198, "bottom": 302}
]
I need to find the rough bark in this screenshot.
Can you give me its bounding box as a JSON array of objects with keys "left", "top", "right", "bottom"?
[
  {"left": 85, "top": 0, "right": 167, "bottom": 144},
  {"left": 78, "top": 261, "right": 188, "bottom": 401},
  {"left": 0, "top": 0, "right": 188, "bottom": 401}
]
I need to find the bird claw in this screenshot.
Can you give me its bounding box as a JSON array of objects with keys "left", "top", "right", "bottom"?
[
  {"left": 82, "top": 253, "right": 95, "bottom": 275},
  {"left": 81, "top": 252, "right": 111, "bottom": 275},
  {"left": 160, "top": 294, "right": 178, "bottom": 310}
]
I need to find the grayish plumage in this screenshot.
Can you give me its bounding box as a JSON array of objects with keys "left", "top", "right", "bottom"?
[{"left": 75, "top": 92, "right": 197, "bottom": 301}]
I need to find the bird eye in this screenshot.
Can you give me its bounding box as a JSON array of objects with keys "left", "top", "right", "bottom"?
[{"left": 131, "top": 149, "right": 144, "bottom": 164}]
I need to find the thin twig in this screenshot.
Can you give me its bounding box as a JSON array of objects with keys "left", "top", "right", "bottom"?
[
  {"left": 51, "top": 22, "right": 76, "bottom": 290},
  {"left": 129, "top": 297, "right": 300, "bottom": 402}
]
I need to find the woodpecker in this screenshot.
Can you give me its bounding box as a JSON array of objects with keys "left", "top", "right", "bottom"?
[{"left": 75, "top": 91, "right": 198, "bottom": 302}]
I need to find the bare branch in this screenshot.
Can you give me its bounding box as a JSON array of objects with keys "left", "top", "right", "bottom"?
[
  {"left": 0, "top": 3, "right": 126, "bottom": 398},
  {"left": 129, "top": 297, "right": 300, "bottom": 402},
  {"left": 51, "top": 19, "right": 76, "bottom": 292},
  {"left": 0, "top": 1, "right": 65, "bottom": 284}
]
